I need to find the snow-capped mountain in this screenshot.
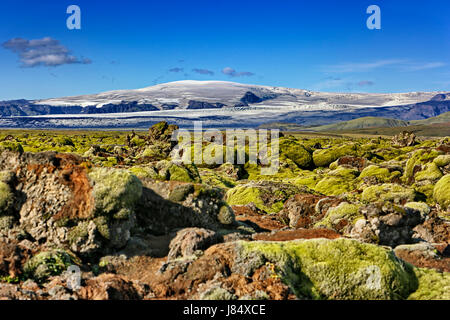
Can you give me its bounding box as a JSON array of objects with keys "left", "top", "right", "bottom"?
[{"left": 0, "top": 80, "right": 449, "bottom": 128}]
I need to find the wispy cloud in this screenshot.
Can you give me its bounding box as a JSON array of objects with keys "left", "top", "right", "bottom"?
[
  {"left": 222, "top": 67, "right": 255, "bottom": 77},
  {"left": 357, "top": 80, "right": 374, "bottom": 86},
  {"left": 323, "top": 59, "right": 445, "bottom": 73},
  {"left": 323, "top": 59, "right": 404, "bottom": 73},
  {"left": 2, "top": 37, "right": 91, "bottom": 67},
  {"left": 312, "top": 77, "right": 376, "bottom": 91},
  {"left": 192, "top": 68, "right": 214, "bottom": 75},
  {"left": 400, "top": 62, "right": 446, "bottom": 71},
  {"left": 169, "top": 67, "right": 184, "bottom": 73}
]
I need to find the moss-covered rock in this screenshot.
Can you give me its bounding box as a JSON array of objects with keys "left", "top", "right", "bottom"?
[
  {"left": 0, "top": 141, "right": 23, "bottom": 153},
  {"left": 217, "top": 204, "right": 236, "bottom": 225},
  {"left": 404, "top": 149, "right": 441, "bottom": 181},
  {"left": 168, "top": 184, "right": 194, "bottom": 202},
  {"left": 433, "top": 154, "right": 450, "bottom": 168},
  {"left": 0, "top": 181, "right": 13, "bottom": 216},
  {"left": 313, "top": 144, "right": 359, "bottom": 168},
  {"left": 408, "top": 268, "right": 450, "bottom": 300},
  {"left": 24, "top": 250, "right": 74, "bottom": 282},
  {"left": 433, "top": 175, "right": 450, "bottom": 210},
  {"left": 313, "top": 176, "right": 356, "bottom": 196},
  {"left": 128, "top": 166, "right": 158, "bottom": 179},
  {"left": 238, "top": 238, "right": 417, "bottom": 300},
  {"left": 360, "top": 165, "right": 392, "bottom": 182},
  {"left": 404, "top": 202, "right": 431, "bottom": 216},
  {"left": 414, "top": 163, "right": 443, "bottom": 182},
  {"left": 226, "top": 181, "right": 307, "bottom": 213},
  {"left": 279, "top": 138, "right": 313, "bottom": 169},
  {"left": 315, "top": 202, "right": 362, "bottom": 230},
  {"left": 88, "top": 168, "right": 143, "bottom": 219},
  {"left": 362, "top": 184, "right": 416, "bottom": 204}
]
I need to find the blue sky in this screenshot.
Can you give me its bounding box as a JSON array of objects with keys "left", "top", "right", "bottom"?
[{"left": 0, "top": 0, "right": 449, "bottom": 100}]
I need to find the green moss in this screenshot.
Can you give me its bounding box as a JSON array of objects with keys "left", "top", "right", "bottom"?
[
  {"left": 279, "top": 137, "right": 313, "bottom": 169},
  {"left": 0, "top": 181, "right": 13, "bottom": 216},
  {"left": 408, "top": 268, "right": 450, "bottom": 300},
  {"left": 313, "top": 144, "right": 358, "bottom": 168},
  {"left": 433, "top": 175, "right": 450, "bottom": 210},
  {"left": 200, "top": 287, "right": 237, "bottom": 300},
  {"left": 360, "top": 165, "right": 391, "bottom": 182},
  {"left": 88, "top": 168, "right": 143, "bottom": 219},
  {"left": 56, "top": 136, "right": 75, "bottom": 147},
  {"left": 218, "top": 204, "right": 236, "bottom": 225},
  {"left": 404, "top": 202, "right": 431, "bottom": 216},
  {"left": 404, "top": 149, "right": 441, "bottom": 180},
  {"left": 68, "top": 221, "right": 90, "bottom": 244},
  {"left": 169, "top": 184, "right": 194, "bottom": 202},
  {"left": 130, "top": 136, "right": 146, "bottom": 147},
  {"left": 239, "top": 238, "right": 417, "bottom": 300},
  {"left": 226, "top": 186, "right": 264, "bottom": 210},
  {"left": 313, "top": 176, "right": 355, "bottom": 196},
  {"left": 24, "top": 250, "right": 73, "bottom": 282},
  {"left": 168, "top": 164, "right": 194, "bottom": 182},
  {"left": 433, "top": 155, "right": 450, "bottom": 167},
  {"left": 128, "top": 166, "right": 158, "bottom": 179},
  {"left": 0, "top": 141, "right": 23, "bottom": 153},
  {"left": 315, "top": 202, "right": 361, "bottom": 229},
  {"left": 415, "top": 163, "right": 443, "bottom": 182},
  {"left": 361, "top": 184, "right": 416, "bottom": 204}
]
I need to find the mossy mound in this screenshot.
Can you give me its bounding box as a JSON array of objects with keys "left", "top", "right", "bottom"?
[
  {"left": 0, "top": 141, "right": 23, "bottom": 153},
  {"left": 362, "top": 184, "right": 416, "bottom": 204},
  {"left": 408, "top": 268, "right": 450, "bottom": 300},
  {"left": 404, "top": 149, "right": 441, "bottom": 181},
  {"left": 168, "top": 184, "right": 195, "bottom": 202},
  {"left": 313, "top": 144, "right": 359, "bottom": 168},
  {"left": 360, "top": 165, "right": 392, "bottom": 183},
  {"left": 238, "top": 238, "right": 417, "bottom": 300},
  {"left": 433, "top": 175, "right": 450, "bottom": 210},
  {"left": 226, "top": 181, "right": 307, "bottom": 213},
  {"left": 433, "top": 154, "right": 450, "bottom": 168},
  {"left": 24, "top": 250, "right": 74, "bottom": 282},
  {"left": 313, "top": 170, "right": 357, "bottom": 196},
  {"left": 315, "top": 202, "right": 362, "bottom": 230},
  {"left": 88, "top": 168, "right": 143, "bottom": 219},
  {"left": 404, "top": 202, "right": 431, "bottom": 216},
  {"left": 0, "top": 181, "right": 13, "bottom": 215},
  {"left": 279, "top": 137, "right": 313, "bottom": 169},
  {"left": 414, "top": 163, "right": 443, "bottom": 182}
]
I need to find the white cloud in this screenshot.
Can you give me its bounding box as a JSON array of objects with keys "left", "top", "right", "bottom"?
[{"left": 2, "top": 37, "right": 91, "bottom": 67}]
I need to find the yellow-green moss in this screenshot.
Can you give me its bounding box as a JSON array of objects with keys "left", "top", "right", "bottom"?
[
  {"left": 408, "top": 268, "right": 450, "bottom": 300},
  {"left": 0, "top": 141, "right": 23, "bottom": 153},
  {"left": 313, "top": 176, "right": 355, "bottom": 196},
  {"left": 24, "top": 250, "right": 73, "bottom": 282},
  {"left": 433, "top": 155, "right": 450, "bottom": 167},
  {"left": 313, "top": 144, "right": 359, "bottom": 168},
  {"left": 404, "top": 202, "right": 431, "bottom": 216},
  {"left": 433, "top": 175, "right": 450, "bottom": 210},
  {"left": 415, "top": 163, "right": 443, "bottom": 182},
  {"left": 0, "top": 181, "right": 13, "bottom": 216},
  {"left": 239, "top": 238, "right": 417, "bottom": 300},
  {"left": 404, "top": 149, "right": 441, "bottom": 180},
  {"left": 279, "top": 137, "right": 313, "bottom": 169},
  {"left": 226, "top": 186, "right": 265, "bottom": 210},
  {"left": 360, "top": 165, "right": 391, "bottom": 182},
  {"left": 88, "top": 168, "right": 143, "bottom": 218},
  {"left": 315, "top": 202, "right": 361, "bottom": 229},
  {"left": 362, "top": 184, "right": 416, "bottom": 204}
]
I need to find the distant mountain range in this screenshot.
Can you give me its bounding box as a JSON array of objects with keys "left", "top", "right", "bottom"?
[{"left": 0, "top": 80, "right": 449, "bottom": 129}]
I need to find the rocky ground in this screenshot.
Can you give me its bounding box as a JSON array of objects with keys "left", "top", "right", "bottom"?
[{"left": 0, "top": 123, "right": 449, "bottom": 300}]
